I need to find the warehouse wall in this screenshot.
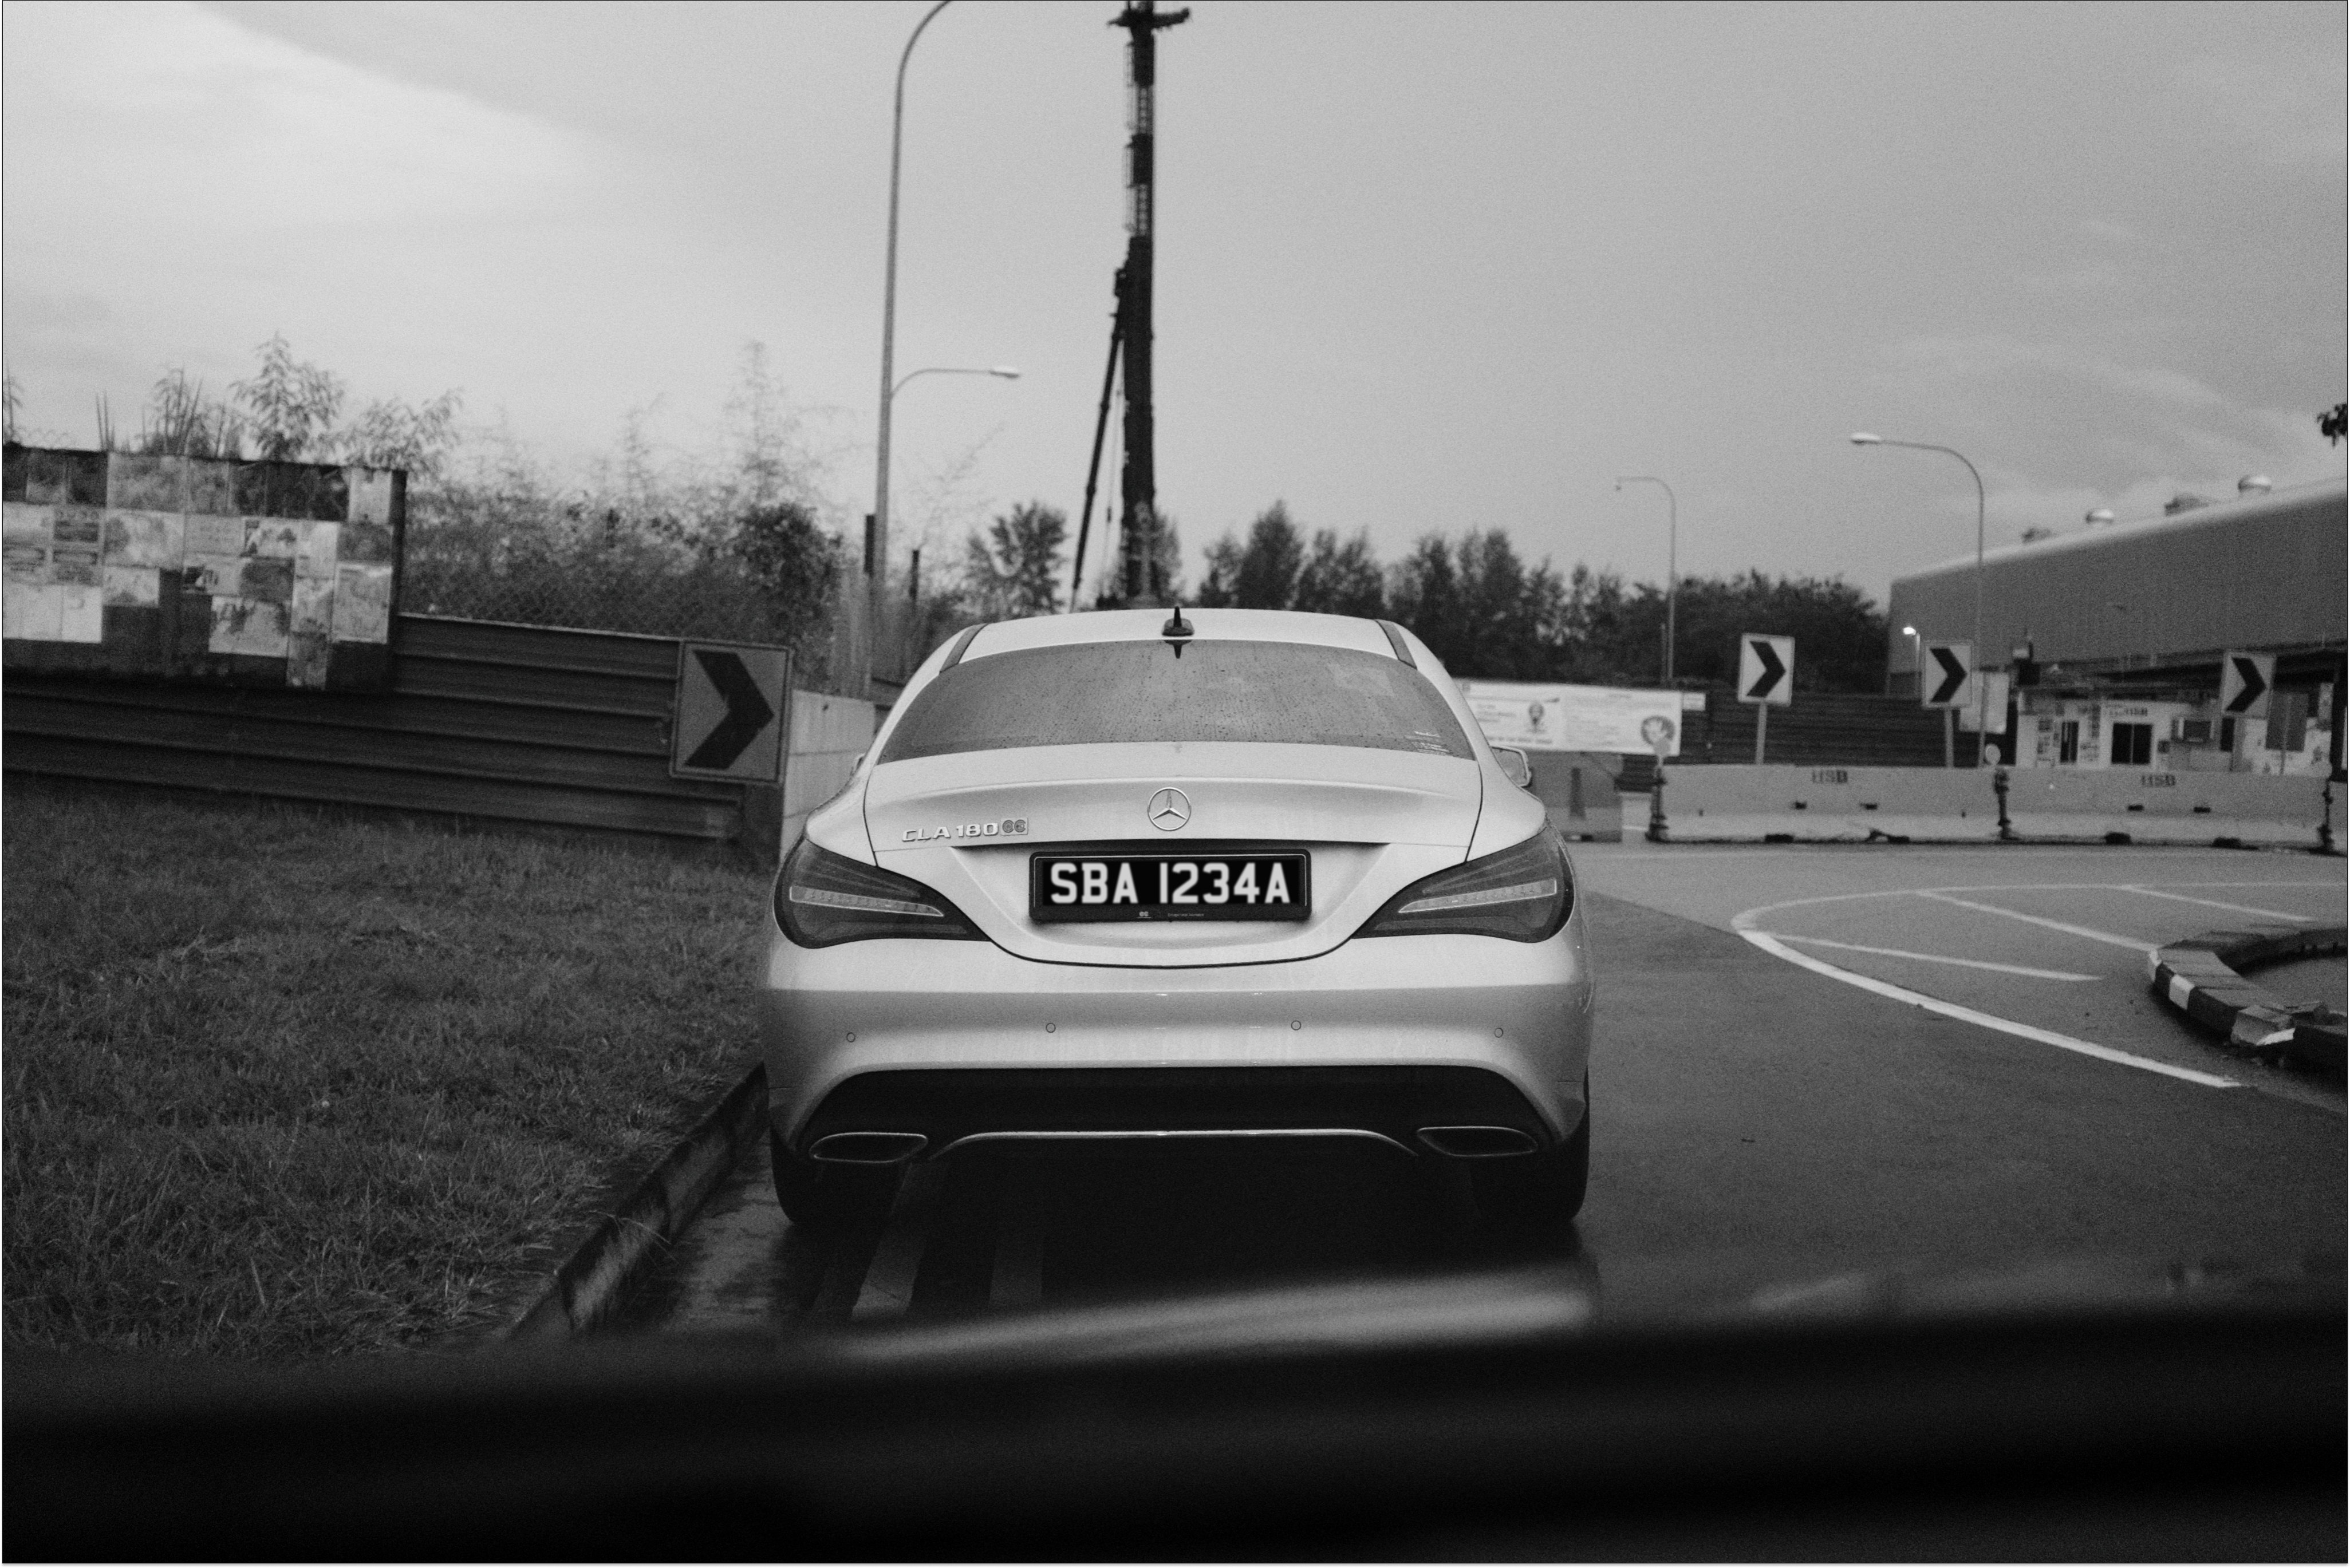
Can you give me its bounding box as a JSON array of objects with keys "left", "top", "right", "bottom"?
[{"left": 1886, "top": 478, "right": 2348, "bottom": 676}]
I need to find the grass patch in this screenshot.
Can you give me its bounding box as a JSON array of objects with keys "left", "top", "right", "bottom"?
[{"left": 2, "top": 779, "right": 770, "bottom": 1357}]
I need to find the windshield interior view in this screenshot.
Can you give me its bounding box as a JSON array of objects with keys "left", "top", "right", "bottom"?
[{"left": 4, "top": 2, "right": 2343, "bottom": 1561}]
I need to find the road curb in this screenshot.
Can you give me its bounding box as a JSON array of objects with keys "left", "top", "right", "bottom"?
[
  {"left": 2148, "top": 927, "right": 2347, "bottom": 1073},
  {"left": 506, "top": 1061, "right": 768, "bottom": 1340}
]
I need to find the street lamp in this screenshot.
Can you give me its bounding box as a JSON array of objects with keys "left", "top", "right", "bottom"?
[
  {"left": 1614, "top": 476, "right": 1677, "bottom": 686},
  {"left": 882, "top": 365, "right": 1020, "bottom": 601},
  {"left": 1902, "top": 623, "right": 1922, "bottom": 698},
  {"left": 1851, "top": 433, "right": 1989, "bottom": 757},
  {"left": 866, "top": 0, "right": 956, "bottom": 697},
  {"left": 893, "top": 365, "right": 1021, "bottom": 402}
]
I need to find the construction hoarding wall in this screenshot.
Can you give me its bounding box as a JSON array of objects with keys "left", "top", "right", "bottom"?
[
  {"left": 3, "top": 615, "right": 771, "bottom": 844},
  {"left": 1657, "top": 764, "right": 2331, "bottom": 847},
  {"left": 3, "top": 445, "right": 404, "bottom": 691}
]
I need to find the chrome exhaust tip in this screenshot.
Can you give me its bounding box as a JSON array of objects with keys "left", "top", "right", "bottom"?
[
  {"left": 809, "top": 1131, "right": 930, "bottom": 1165},
  {"left": 1415, "top": 1125, "right": 1540, "bottom": 1159}
]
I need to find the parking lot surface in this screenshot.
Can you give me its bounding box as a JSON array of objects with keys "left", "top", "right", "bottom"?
[
  {"left": 1575, "top": 841, "right": 2345, "bottom": 1111},
  {"left": 619, "top": 843, "right": 2345, "bottom": 1337}
]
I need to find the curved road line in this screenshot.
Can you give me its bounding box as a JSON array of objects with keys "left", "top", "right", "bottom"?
[
  {"left": 1731, "top": 887, "right": 2242, "bottom": 1090},
  {"left": 1764, "top": 933, "right": 2098, "bottom": 981}
]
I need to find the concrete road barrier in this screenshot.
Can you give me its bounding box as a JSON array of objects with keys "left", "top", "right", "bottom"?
[
  {"left": 1654, "top": 764, "right": 2335, "bottom": 847},
  {"left": 2004, "top": 770, "right": 2331, "bottom": 848},
  {"left": 1529, "top": 752, "right": 1624, "bottom": 842},
  {"left": 1655, "top": 765, "right": 1997, "bottom": 843}
]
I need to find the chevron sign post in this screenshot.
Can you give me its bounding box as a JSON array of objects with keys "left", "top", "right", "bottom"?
[
  {"left": 1737, "top": 633, "right": 1794, "bottom": 763},
  {"left": 2219, "top": 651, "right": 2273, "bottom": 720},
  {"left": 671, "top": 641, "right": 790, "bottom": 783},
  {"left": 1920, "top": 642, "right": 1974, "bottom": 709},
  {"left": 1918, "top": 641, "right": 1973, "bottom": 769}
]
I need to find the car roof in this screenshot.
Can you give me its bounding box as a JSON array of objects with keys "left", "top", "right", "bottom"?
[{"left": 960, "top": 608, "right": 1397, "bottom": 663}]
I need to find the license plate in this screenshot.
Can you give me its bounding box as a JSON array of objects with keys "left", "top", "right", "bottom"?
[{"left": 1030, "top": 852, "right": 1311, "bottom": 923}]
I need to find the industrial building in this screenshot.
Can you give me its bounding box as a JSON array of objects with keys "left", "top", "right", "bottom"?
[{"left": 1885, "top": 476, "right": 2345, "bottom": 776}]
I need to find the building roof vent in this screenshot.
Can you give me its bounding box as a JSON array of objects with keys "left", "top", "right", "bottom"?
[
  {"left": 2084, "top": 507, "right": 2116, "bottom": 527},
  {"left": 2237, "top": 473, "right": 2273, "bottom": 495},
  {"left": 2163, "top": 492, "right": 2209, "bottom": 515}
]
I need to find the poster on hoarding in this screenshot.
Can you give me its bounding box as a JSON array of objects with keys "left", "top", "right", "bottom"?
[{"left": 1457, "top": 680, "right": 1684, "bottom": 757}]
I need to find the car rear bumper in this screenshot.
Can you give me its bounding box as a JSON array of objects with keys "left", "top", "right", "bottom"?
[{"left": 759, "top": 918, "right": 1595, "bottom": 1154}]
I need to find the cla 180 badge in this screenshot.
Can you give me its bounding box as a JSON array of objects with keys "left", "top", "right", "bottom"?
[{"left": 903, "top": 818, "right": 1029, "bottom": 843}]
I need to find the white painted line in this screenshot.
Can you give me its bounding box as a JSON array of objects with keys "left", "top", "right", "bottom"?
[
  {"left": 1736, "top": 929, "right": 2240, "bottom": 1089},
  {"left": 2122, "top": 886, "right": 2314, "bottom": 923},
  {"left": 1913, "top": 891, "right": 2155, "bottom": 953},
  {"left": 1765, "top": 933, "right": 2099, "bottom": 981}
]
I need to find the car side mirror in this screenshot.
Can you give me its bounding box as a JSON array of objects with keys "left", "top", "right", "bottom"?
[{"left": 1493, "top": 745, "right": 1533, "bottom": 790}]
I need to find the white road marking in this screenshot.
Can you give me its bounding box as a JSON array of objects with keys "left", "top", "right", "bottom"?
[
  {"left": 2122, "top": 886, "right": 2314, "bottom": 923},
  {"left": 1913, "top": 891, "right": 2155, "bottom": 953},
  {"left": 1735, "top": 929, "right": 2240, "bottom": 1089},
  {"left": 1764, "top": 933, "right": 2099, "bottom": 981}
]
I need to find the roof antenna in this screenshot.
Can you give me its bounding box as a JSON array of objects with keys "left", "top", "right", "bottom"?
[{"left": 1161, "top": 605, "right": 1193, "bottom": 656}]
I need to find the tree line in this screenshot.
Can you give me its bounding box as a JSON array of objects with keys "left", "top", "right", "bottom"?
[
  {"left": 8, "top": 343, "right": 1888, "bottom": 693},
  {"left": 942, "top": 497, "right": 1888, "bottom": 692}
]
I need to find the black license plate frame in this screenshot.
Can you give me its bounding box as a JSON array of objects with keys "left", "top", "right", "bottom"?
[{"left": 1028, "top": 850, "right": 1311, "bottom": 924}]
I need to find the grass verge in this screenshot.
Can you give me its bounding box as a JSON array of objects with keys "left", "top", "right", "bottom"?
[{"left": 3, "top": 779, "right": 770, "bottom": 1357}]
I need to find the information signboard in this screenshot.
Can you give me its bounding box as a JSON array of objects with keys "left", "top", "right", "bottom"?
[{"left": 1457, "top": 680, "right": 1683, "bottom": 757}]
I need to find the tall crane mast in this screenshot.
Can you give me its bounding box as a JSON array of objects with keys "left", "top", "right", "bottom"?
[{"left": 1110, "top": 0, "right": 1186, "bottom": 606}]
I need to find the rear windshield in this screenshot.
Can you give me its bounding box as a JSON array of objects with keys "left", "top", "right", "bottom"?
[{"left": 878, "top": 639, "right": 1476, "bottom": 764}]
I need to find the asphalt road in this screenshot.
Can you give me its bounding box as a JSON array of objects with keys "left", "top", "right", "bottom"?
[{"left": 617, "top": 844, "right": 2346, "bottom": 1336}]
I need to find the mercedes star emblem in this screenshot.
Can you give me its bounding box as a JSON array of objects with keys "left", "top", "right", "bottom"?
[{"left": 1147, "top": 787, "right": 1192, "bottom": 832}]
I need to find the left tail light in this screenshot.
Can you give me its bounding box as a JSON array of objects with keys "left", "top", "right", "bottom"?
[
  {"left": 1355, "top": 827, "right": 1574, "bottom": 943},
  {"left": 774, "top": 837, "right": 983, "bottom": 947}
]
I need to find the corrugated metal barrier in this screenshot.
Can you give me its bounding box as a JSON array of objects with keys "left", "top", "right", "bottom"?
[
  {"left": 2, "top": 615, "right": 766, "bottom": 843},
  {"left": 1689, "top": 692, "right": 1958, "bottom": 768}
]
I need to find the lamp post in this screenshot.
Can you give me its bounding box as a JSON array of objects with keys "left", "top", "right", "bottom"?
[
  {"left": 894, "top": 365, "right": 1021, "bottom": 402},
  {"left": 1902, "top": 623, "right": 1922, "bottom": 698},
  {"left": 1852, "top": 433, "right": 1989, "bottom": 759},
  {"left": 882, "top": 366, "right": 1020, "bottom": 617},
  {"left": 866, "top": 0, "right": 955, "bottom": 698},
  {"left": 1614, "top": 475, "right": 1677, "bottom": 686}
]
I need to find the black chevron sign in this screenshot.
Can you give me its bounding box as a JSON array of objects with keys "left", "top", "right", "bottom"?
[
  {"left": 686, "top": 651, "right": 774, "bottom": 769},
  {"left": 1926, "top": 644, "right": 1970, "bottom": 705},
  {"left": 672, "top": 642, "right": 788, "bottom": 781},
  {"left": 2221, "top": 654, "right": 2269, "bottom": 715},
  {"left": 1742, "top": 638, "right": 1787, "bottom": 701}
]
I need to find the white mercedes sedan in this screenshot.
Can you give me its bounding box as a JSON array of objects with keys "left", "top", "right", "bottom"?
[{"left": 760, "top": 607, "right": 1595, "bottom": 1228}]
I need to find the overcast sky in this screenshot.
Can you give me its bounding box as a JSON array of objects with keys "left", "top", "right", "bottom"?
[{"left": 5, "top": 1, "right": 2343, "bottom": 603}]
